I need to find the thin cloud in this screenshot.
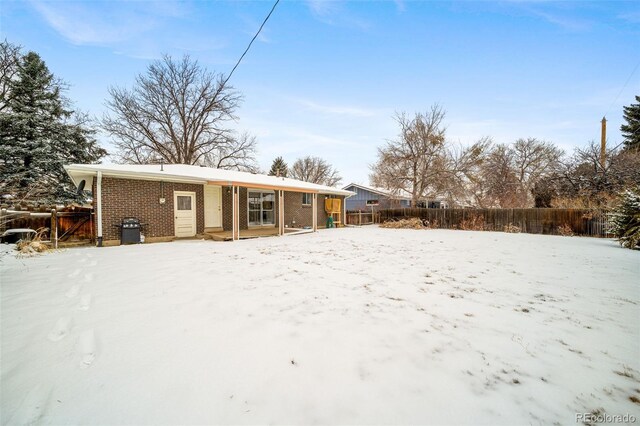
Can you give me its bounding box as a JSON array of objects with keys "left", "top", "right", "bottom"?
[
  {"left": 306, "top": 0, "right": 338, "bottom": 18},
  {"left": 617, "top": 11, "right": 640, "bottom": 24},
  {"left": 29, "top": 0, "right": 226, "bottom": 59},
  {"left": 530, "top": 9, "right": 592, "bottom": 31},
  {"left": 240, "top": 15, "right": 272, "bottom": 44},
  {"left": 29, "top": 1, "right": 161, "bottom": 45},
  {"left": 305, "top": 0, "right": 371, "bottom": 30},
  {"left": 295, "top": 99, "right": 382, "bottom": 118}
]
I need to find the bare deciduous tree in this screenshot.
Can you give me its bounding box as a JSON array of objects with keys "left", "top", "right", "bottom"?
[
  {"left": 511, "top": 138, "right": 563, "bottom": 200},
  {"left": 202, "top": 132, "right": 259, "bottom": 173},
  {"left": 289, "top": 156, "right": 341, "bottom": 186},
  {"left": 370, "top": 106, "right": 448, "bottom": 206},
  {"left": 472, "top": 138, "right": 563, "bottom": 208},
  {"left": 0, "top": 39, "right": 22, "bottom": 111},
  {"left": 441, "top": 137, "right": 492, "bottom": 206},
  {"left": 544, "top": 141, "right": 640, "bottom": 208},
  {"left": 102, "top": 54, "right": 244, "bottom": 165},
  {"left": 370, "top": 106, "right": 491, "bottom": 206},
  {"left": 478, "top": 144, "right": 526, "bottom": 207}
]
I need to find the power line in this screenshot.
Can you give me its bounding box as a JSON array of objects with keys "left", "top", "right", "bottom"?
[
  {"left": 221, "top": 0, "right": 280, "bottom": 90},
  {"left": 604, "top": 58, "right": 640, "bottom": 118}
]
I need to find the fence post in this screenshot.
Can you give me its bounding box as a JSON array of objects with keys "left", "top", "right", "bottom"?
[{"left": 51, "top": 209, "right": 58, "bottom": 249}]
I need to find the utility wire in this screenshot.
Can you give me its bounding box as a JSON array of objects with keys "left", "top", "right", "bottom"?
[
  {"left": 604, "top": 58, "right": 640, "bottom": 118},
  {"left": 220, "top": 0, "right": 280, "bottom": 90}
]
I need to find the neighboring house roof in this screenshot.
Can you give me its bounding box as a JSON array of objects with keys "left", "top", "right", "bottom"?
[
  {"left": 342, "top": 183, "right": 412, "bottom": 200},
  {"left": 65, "top": 164, "right": 354, "bottom": 197}
]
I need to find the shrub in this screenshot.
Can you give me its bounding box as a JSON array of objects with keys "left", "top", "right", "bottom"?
[
  {"left": 426, "top": 219, "right": 440, "bottom": 229},
  {"left": 380, "top": 218, "right": 426, "bottom": 229},
  {"left": 15, "top": 228, "right": 50, "bottom": 255},
  {"left": 609, "top": 188, "right": 640, "bottom": 249},
  {"left": 503, "top": 223, "right": 521, "bottom": 233},
  {"left": 459, "top": 214, "right": 485, "bottom": 231},
  {"left": 557, "top": 223, "right": 574, "bottom": 237}
]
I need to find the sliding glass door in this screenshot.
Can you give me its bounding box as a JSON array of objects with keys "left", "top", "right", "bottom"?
[{"left": 248, "top": 191, "right": 275, "bottom": 226}]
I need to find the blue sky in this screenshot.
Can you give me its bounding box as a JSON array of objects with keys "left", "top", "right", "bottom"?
[{"left": 2, "top": 0, "right": 639, "bottom": 186}]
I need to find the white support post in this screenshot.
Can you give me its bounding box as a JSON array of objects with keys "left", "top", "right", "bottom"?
[{"left": 312, "top": 193, "right": 318, "bottom": 232}]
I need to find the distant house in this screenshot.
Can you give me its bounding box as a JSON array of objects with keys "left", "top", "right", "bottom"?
[
  {"left": 342, "top": 183, "right": 450, "bottom": 210},
  {"left": 342, "top": 183, "right": 412, "bottom": 211},
  {"left": 419, "top": 200, "right": 449, "bottom": 209}
]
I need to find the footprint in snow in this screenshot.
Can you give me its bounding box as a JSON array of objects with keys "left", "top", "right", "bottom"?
[
  {"left": 7, "top": 383, "right": 52, "bottom": 425},
  {"left": 78, "top": 329, "right": 97, "bottom": 368},
  {"left": 78, "top": 294, "right": 92, "bottom": 311},
  {"left": 68, "top": 269, "right": 81, "bottom": 278},
  {"left": 83, "top": 273, "right": 94, "bottom": 283},
  {"left": 89, "top": 260, "right": 98, "bottom": 266},
  {"left": 48, "top": 317, "right": 72, "bottom": 342},
  {"left": 65, "top": 285, "right": 81, "bottom": 298}
]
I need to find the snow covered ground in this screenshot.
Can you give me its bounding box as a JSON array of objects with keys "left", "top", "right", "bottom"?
[{"left": 1, "top": 227, "right": 639, "bottom": 425}]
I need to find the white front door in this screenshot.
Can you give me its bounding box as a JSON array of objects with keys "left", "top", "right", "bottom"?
[
  {"left": 204, "top": 185, "right": 222, "bottom": 228},
  {"left": 174, "top": 191, "right": 196, "bottom": 237}
]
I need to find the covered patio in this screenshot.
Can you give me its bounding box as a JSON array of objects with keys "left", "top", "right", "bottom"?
[{"left": 204, "top": 226, "right": 306, "bottom": 241}]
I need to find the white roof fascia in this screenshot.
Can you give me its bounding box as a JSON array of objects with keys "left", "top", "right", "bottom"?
[
  {"left": 64, "top": 165, "right": 208, "bottom": 185},
  {"left": 64, "top": 164, "right": 354, "bottom": 197}
]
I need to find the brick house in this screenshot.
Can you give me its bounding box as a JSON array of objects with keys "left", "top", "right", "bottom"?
[{"left": 64, "top": 164, "right": 352, "bottom": 246}]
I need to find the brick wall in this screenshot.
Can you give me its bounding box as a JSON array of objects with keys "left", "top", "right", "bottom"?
[
  {"left": 317, "top": 194, "right": 328, "bottom": 228},
  {"left": 222, "top": 186, "right": 233, "bottom": 231},
  {"left": 99, "top": 177, "right": 204, "bottom": 241},
  {"left": 283, "top": 191, "right": 313, "bottom": 228}
]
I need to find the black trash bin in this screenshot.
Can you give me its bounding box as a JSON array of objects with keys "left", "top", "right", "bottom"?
[{"left": 120, "top": 218, "right": 141, "bottom": 244}]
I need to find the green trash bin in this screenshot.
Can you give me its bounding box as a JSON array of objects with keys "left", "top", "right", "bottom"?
[{"left": 326, "top": 216, "right": 334, "bottom": 228}]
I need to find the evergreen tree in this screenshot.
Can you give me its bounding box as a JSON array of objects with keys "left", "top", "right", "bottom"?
[
  {"left": 609, "top": 187, "right": 640, "bottom": 249},
  {"left": 621, "top": 95, "right": 640, "bottom": 151},
  {"left": 0, "top": 51, "right": 106, "bottom": 203},
  {"left": 268, "top": 156, "right": 288, "bottom": 177}
]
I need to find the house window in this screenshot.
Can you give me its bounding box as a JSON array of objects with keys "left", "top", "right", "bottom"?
[
  {"left": 302, "top": 193, "right": 312, "bottom": 205},
  {"left": 366, "top": 199, "right": 379, "bottom": 206},
  {"left": 248, "top": 191, "right": 275, "bottom": 226},
  {"left": 176, "top": 196, "right": 192, "bottom": 210}
]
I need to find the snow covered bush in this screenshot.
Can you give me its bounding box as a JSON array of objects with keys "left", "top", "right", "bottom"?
[
  {"left": 380, "top": 218, "right": 427, "bottom": 229},
  {"left": 459, "top": 214, "right": 485, "bottom": 231},
  {"left": 15, "top": 228, "right": 49, "bottom": 255},
  {"left": 503, "top": 223, "right": 521, "bottom": 233},
  {"left": 557, "top": 223, "right": 574, "bottom": 237},
  {"left": 609, "top": 187, "right": 640, "bottom": 249}
]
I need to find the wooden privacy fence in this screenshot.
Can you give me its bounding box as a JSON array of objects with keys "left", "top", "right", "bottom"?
[
  {"left": 0, "top": 207, "right": 94, "bottom": 246},
  {"left": 347, "top": 208, "right": 611, "bottom": 237},
  {"left": 346, "top": 210, "right": 377, "bottom": 226}
]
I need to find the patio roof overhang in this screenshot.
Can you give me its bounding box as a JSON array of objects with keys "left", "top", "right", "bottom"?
[{"left": 64, "top": 164, "right": 353, "bottom": 197}]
